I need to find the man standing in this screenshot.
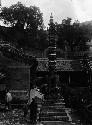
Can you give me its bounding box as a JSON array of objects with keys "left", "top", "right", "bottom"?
[
  {"left": 29, "top": 86, "right": 44, "bottom": 124},
  {"left": 29, "top": 97, "right": 38, "bottom": 124}
]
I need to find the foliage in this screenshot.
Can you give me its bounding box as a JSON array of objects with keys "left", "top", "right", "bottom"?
[
  {"left": 0, "top": 2, "right": 48, "bottom": 50},
  {"left": 0, "top": 2, "right": 44, "bottom": 30},
  {"left": 1, "top": 2, "right": 91, "bottom": 52},
  {"left": 56, "top": 17, "right": 91, "bottom": 51}
]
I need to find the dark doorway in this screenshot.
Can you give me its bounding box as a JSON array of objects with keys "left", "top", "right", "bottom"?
[
  {"left": 70, "top": 71, "right": 89, "bottom": 87},
  {"left": 59, "top": 71, "right": 70, "bottom": 84}
]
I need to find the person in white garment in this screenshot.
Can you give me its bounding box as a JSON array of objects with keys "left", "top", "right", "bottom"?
[
  {"left": 23, "top": 85, "right": 44, "bottom": 123},
  {"left": 6, "top": 89, "right": 12, "bottom": 110}
]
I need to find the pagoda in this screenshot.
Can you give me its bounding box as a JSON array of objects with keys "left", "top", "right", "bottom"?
[{"left": 48, "top": 13, "right": 57, "bottom": 72}]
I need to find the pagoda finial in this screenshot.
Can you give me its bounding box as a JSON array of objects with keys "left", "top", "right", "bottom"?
[
  {"left": 50, "top": 13, "right": 53, "bottom": 23},
  {"left": 0, "top": 0, "right": 1, "bottom": 7},
  {"left": 51, "top": 13, "right": 53, "bottom": 17},
  {"left": 0, "top": 0, "right": 2, "bottom": 11}
]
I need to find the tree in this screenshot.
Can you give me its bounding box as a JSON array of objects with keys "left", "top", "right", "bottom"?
[
  {"left": 0, "top": 2, "right": 44, "bottom": 30},
  {"left": 0, "top": 2, "right": 47, "bottom": 49},
  {"left": 56, "top": 17, "right": 90, "bottom": 51}
]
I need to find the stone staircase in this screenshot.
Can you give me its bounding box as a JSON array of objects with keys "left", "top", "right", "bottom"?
[{"left": 39, "top": 96, "right": 72, "bottom": 124}]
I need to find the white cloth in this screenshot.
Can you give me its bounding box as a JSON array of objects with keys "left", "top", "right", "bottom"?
[
  {"left": 29, "top": 88, "right": 44, "bottom": 104},
  {"left": 6, "top": 92, "right": 12, "bottom": 102}
]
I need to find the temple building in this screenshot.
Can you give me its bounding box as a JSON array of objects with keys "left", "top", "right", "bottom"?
[
  {"left": 36, "top": 14, "right": 92, "bottom": 88},
  {"left": 0, "top": 14, "right": 91, "bottom": 91}
]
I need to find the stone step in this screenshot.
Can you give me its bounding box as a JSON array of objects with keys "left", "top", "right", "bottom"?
[
  {"left": 41, "top": 108, "right": 66, "bottom": 113},
  {"left": 40, "top": 116, "right": 69, "bottom": 121},
  {"left": 43, "top": 102, "right": 65, "bottom": 105},
  {"left": 44, "top": 97, "right": 65, "bottom": 102},
  {"left": 41, "top": 121, "right": 73, "bottom": 125},
  {"left": 42, "top": 103, "right": 65, "bottom": 107},
  {"left": 42, "top": 105, "right": 65, "bottom": 109},
  {"left": 40, "top": 112, "right": 67, "bottom": 117},
  {"left": 45, "top": 98, "right": 64, "bottom": 103},
  {"left": 54, "top": 102, "right": 65, "bottom": 105},
  {"left": 43, "top": 100, "right": 65, "bottom": 104},
  {"left": 44, "top": 100, "right": 64, "bottom": 104},
  {"left": 39, "top": 97, "right": 69, "bottom": 123}
]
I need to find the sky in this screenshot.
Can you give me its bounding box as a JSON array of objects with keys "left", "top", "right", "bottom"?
[{"left": 1, "top": 0, "right": 92, "bottom": 27}]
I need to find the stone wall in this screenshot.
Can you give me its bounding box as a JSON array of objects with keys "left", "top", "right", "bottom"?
[
  {"left": 7, "top": 66, "right": 30, "bottom": 90},
  {"left": 0, "top": 55, "right": 30, "bottom": 90}
]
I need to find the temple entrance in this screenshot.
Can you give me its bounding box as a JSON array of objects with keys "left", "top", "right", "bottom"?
[
  {"left": 70, "top": 71, "right": 90, "bottom": 87},
  {"left": 59, "top": 71, "right": 90, "bottom": 87},
  {"left": 59, "top": 71, "right": 70, "bottom": 84}
]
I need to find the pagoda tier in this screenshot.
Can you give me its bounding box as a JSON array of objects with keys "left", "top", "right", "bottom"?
[{"left": 48, "top": 13, "right": 57, "bottom": 72}]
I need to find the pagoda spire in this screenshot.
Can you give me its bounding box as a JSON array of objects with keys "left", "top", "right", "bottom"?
[
  {"left": 0, "top": 0, "right": 2, "bottom": 12},
  {"left": 48, "top": 13, "right": 57, "bottom": 72},
  {"left": 50, "top": 13, "right": 53, "bottom": 23}
]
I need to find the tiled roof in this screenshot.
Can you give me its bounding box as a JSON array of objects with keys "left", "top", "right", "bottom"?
[
  {"left": 37, "top": 58, "right": 84, "bottom": 71},
  {"left": 37, "top": 58, "right": 48, "bottom": 71}
]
